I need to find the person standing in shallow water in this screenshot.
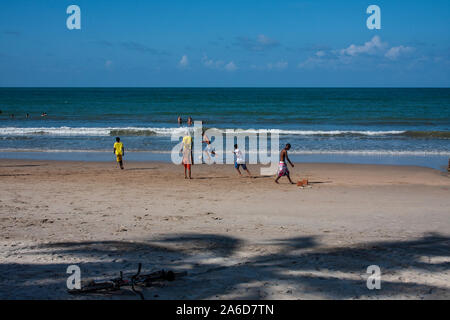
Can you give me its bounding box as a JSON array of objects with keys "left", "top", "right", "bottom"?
[{"left": 178, "top": 116, "right": 182, "bottom": 126}]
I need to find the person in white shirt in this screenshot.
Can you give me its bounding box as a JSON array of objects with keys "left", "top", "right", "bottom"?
[{"left": 233, "top": 144, "right": 251, "bottom": 177}]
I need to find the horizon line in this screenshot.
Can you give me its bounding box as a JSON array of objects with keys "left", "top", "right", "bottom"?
[{"left": 1, "top": 86, "right": 449, "bottom": 89}]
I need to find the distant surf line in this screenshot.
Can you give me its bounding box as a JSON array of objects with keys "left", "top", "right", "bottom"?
[{"left": 1, "top": 126, "right": 449, "bottom": 138}]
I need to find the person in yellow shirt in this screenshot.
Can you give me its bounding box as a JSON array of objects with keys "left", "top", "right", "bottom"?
[{"left": 113, "top": 137, "right": 125, "bottom": 170}]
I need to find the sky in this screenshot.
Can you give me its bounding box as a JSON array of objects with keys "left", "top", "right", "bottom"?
[{"left": 0, "top": 0, "right": 449, "bottom": 87}]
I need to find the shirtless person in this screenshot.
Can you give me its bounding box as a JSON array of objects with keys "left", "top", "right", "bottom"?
[{"left": 275, "top": 143, "right": 294, "bottom": 184}]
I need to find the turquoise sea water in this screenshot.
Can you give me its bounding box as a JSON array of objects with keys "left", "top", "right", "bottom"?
[{"left": 0, "top": 88, "right": 449, "bottom": 169}]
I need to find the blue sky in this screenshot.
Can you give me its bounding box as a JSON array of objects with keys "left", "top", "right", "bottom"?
[{"left": 0, "top": 0, "right": 449, "bottom": 87}]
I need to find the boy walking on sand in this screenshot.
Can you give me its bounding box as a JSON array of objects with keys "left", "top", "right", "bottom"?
[
  {"left": 233, "top": 144, "right": 251, "bottom": 177},
  {"left": 113, "top": 137, "right": 125, "bottom": 170},
  {"left": 275, "top": 143, "right": 294, "bottom": 184}
]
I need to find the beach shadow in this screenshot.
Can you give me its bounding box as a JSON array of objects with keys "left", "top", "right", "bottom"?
[
  {"left": 308, "top": 180, "right": 333, "bottom": 185},
  {"left": 252, "top": 175, "right": 274, "bottom": 179},
  {"left": 154, "top": 234, "right": 243, "bottom": 258},
  {"left": 2, "top": 232, "right": 449, "bottom": 299},
  {"left": 26, "top": 240, "right": 181, "bottom": 258},
  {"left": 270, "top": 236, "right": 319, "bottom": 251}
]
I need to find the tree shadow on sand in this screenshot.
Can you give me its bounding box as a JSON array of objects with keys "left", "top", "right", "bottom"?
[{"left": 0, "top": 233, "right": 448, "bottom": 299}]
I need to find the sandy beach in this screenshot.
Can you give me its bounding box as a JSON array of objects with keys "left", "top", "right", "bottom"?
[{"left": 0, "top": 159, "right": 449, "bottom": 299}]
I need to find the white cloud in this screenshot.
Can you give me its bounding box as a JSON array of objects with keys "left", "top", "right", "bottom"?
[
  {"left": 179, "top": 55, "right": 189, "bottom": 68},
  {"left": 385, "top": 46, "right": 414, "bottom": 60},
  {"left": 202, "top": 55, "right": 225, "bottom": 69},
  {"left": 298, "top": 36, "right": 416, "bottom": 69},
  {"left": 339, "top": 36, "right": 387, "bottom": 57},
  {"left": 225, "top": 61, "right": 237, "bottom": 72},
  {"left": 202, "top": 55, "right": 236, "bottom": 71},
  {"left": 315, "top": 51, "right": 326, "bottom": 57}
]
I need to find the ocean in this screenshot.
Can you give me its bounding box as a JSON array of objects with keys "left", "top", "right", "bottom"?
[{"left": 0, "top": 88, "right": 449, "bottom": 170}]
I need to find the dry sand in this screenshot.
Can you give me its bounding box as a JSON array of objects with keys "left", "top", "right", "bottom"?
[{"left": 0, "top": 159, "right": 449, "bottom": 299}]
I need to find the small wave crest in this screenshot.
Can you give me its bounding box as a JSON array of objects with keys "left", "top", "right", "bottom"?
[{"left": 0, "top": 127, "right": 169, "bottom": 136}]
